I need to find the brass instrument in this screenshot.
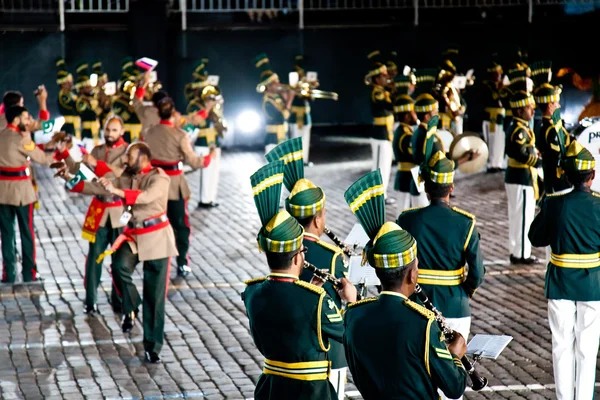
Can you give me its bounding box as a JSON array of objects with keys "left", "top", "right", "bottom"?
[
  {"left": 414, "top": 285, "right": 488, "bottom": 391},
  {"left": 258, "top": 82, "right": 339, "bottom": 101},
  {"left": 201, "top": 85, "right": 224, "bottom": 105},
  {"left": 202, "top": 85, "right": 227, "bottom": 136},
  {"left": 121, "top": 79, "right": 137, "bottom": 105},
  {"left": 324, "top": 227, "right": 358, "bottom": 257}
]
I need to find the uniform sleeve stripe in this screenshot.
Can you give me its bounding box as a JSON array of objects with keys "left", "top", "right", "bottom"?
[
  {"left": 435, "top": 348, "right": 451, "bottom": 355},
  {"left": 326, "top": 314, "right": 343, "bottom": 322},
  {"left": 435, "top": 353, "right": 453, "bottom": 360}
]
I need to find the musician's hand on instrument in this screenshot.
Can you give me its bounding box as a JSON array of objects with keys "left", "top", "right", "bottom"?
[
  {"left": 310, "top": 275, "right": 325, "bottom": 287},
  {"left": 337, "top": 278, "right": 358, "bottom": 303},
  {"left": 83, "top": 154, "right": 97, "bottom": 167},
  {"left": 448, "top": 331, "right": 468, "bottom": 359}
]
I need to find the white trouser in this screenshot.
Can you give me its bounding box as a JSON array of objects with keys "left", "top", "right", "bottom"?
[
  {"left": 328, "top": 367, "right": 347, "bottom": 400},
  {"left": 397, "top": 191, "right": 429, "bottom": 214},
  {"left": 505, "top": 184, "right": 535, "bottom": 259},
  {"left": 548, "top": 299, "right": 600, "bottom": 400},
  {"left": 195, "top": 146, "right": 221, "bottom": 204},
  {"left": 371, "top": 139, "right": 393, "bottom": 199},
  {"left": 483, "top": 120, "right": 506, "bottom": 169},
  {"left": 453, "top": 117, "right": 464, "bottom": 135},
  {"left": 289, "top": 123, "right": 312, "bottom": 162},
  {"left": 439, "top": 317, "right": 471, "bottom": 400}
]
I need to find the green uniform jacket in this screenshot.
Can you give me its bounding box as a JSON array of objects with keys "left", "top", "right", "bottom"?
[
  {"left": 243, "top": 273, "right": 344, "bottom": 399},
  {"left": 411, "top": 122, "right": 444, "bottom": 166},
  {"left": 535, "top": 116, "right": 571, "bottom": 193},
  {"left": 370, "top": 85, "right": 394, "bottom": 141},
  {"left": 262, "top": 92, "right": 289, "bottom": 146},
  {"left": 504, "top": 117, "right": 541, "bottom": 187},
  {"left": 76, "top": 94, "right": 100, "bottom": 140},
  {"left": 392, "top": 122, "right": 419, "bottom": 195},
  {"left": 344, "top": 292, "right": 468, "bottom": 399},
  {"left": 113, "top": 95, "right": 142, "bottom": 141},
  {"left": 187, "top": 99, "right": 220, "bottom": 148},
  {"left": 481, "top": 81, "right": 505, "bottom": 126},
  {"left": 289, "top": 96, "right": 312, "bottom": 127},
  {"left": 499, "top": 87, "right": 514, "bottom": 133},
  {"left": 300, "top": 233, "right": 349, "bottom": 369},
  {"left": 397, "top": 200, "right": 485, "bottom": 318},
  {"left": 529, "top": 187, "right": 600, "bottom": 301},
  {"left": 58, "top": 88, "right": 79, "bottom": 136}
]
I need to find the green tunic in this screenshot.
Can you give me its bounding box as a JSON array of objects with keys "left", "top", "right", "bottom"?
[
  {"left": 411, "top": 122, "right": 444, "bottom": 166},
  {"left": 344, "top": 292, "right": 468, "bottom": 399},
  {"left": 529, "top": 187, "right": 600, "bottom": 301},
  {"left": 187, "top": 99, "right": 220, "bottom": 148},
  {"left": 299, "top": 233, "right": 349, "bottom": 370},
  {"left": 58, "top": 88, "right": 79, "bottom": 136},
  {"left": 76, "top": 94, "right": 100, "bottom": 141},
  {"left": 504, "top": 117, "right": 541, "bottom": 187},
  {"left": 289, "top": 96, "right": 312, "bottom": 128},
  {"left": 535, "top": 116, "right": 571, "bottom": 193},
  {"left": 243, "top": 273, "right": 344, "bottom": 399},
  {"left": 370, "top": 85, "right": 394, "bottom": 141},
  {"left": 112, "top": 95, "right": 142, "bottom": 142},
  {"left": 262, "top": 92, "right": 289, "bottom": 146},
  {"left": 392, "top": 122, "right": 419, "bottom": 195},
  {"left": 397, "top": 200, "right": 485, "bottom": 318}
]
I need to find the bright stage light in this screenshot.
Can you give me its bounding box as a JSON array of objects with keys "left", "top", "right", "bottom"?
[{"left": 236, "top": 110, "right": 262, "bottom": 134}]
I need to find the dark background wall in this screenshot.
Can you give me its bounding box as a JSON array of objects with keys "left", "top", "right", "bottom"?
[{"left": 0, "top": 8, "right": 597, "bottom": 146}]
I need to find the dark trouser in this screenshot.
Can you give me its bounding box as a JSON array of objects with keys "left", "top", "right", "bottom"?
[
  {"left": 0, "top": 203, "right": 37, "bottom": 282},
  {"left": 167, "top": 197, "right": 190, "bottom": 267},
  {"left": 84, "top": 219, "right": 123, "bottom": 310},
  {"left": 111, "top": 243, "right": 169, "bottom": 353}
]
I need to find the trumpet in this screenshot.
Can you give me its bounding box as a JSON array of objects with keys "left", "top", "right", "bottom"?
[
  {"left": 276, "top": 83, "right": 339, "bottom": 101},
  {"left": 324, "top": 227, "right": 359, "bottom": 257},
  {"left": 413, "top": 284, "right": 488, "bottom": 391}
]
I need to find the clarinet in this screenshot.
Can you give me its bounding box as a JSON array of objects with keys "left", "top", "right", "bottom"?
[
  {"left": 413, "top": 284, "right": 488, "bottom": 391},
  {"left": 303, "top": 261, "right": 363, "bottom": 300},
  {"left": 324, "top": 226, "right": 358, "bottom": 257}
]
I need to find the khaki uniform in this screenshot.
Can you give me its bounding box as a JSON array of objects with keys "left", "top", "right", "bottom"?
[
  {"left": 0, "top": 126, "right": 59, "bottom": 282},
  {"left": 71, "top": 166, "right": 177, "bottom": 354},
  {"left": 144, "top": 121, "right": 209, "bottom": 267},
  {"left": 113, "top": 95, "right": 142, "bottom": 143},
  {"left": 133, "top": 96, "right": 159, "bottom": 138},
  {"left": 66, "top": 139, "right": 128, "bottom": 309}
]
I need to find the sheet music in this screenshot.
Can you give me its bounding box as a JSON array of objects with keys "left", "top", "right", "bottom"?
[
  {"left": 466, "top": 334, "right": 513, "bottom": 359},
  {"left": 344, "top": 223, "right": 369, "bottom": 248},
  {"left": 348, "top": 255, "right": 380, "bottom": 286},
  {"left": 410, "top": 166, "right": 424, "bottom": 193}
]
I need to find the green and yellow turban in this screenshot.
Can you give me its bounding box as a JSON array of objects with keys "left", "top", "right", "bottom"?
[
  {"left": 534, "top": 83, "right": 561, "bottom": 105},
  {"left": 251, "top": 160, "right": 304, "bottom": 253},
  {"left": 562, "top": 140, "right": 595, "bottom": 175},
  {"left": 423, "top": 151, "right": 455, "bottom": 184},
  {"left": 255, "top": 53, "right": 279, "bottom": 92},
  {"left": 394, "top": 74, "right": 415, "bottom": 96},
  {"left": 393, "top": 94, "right": 414, "bottom": 114},
  {"left": 345, "top": 170, "right": 417, "bottom": 269},
  {"left": 74, "top": 61, "right": 91, "bottom": 90},
  {"left": 414, "top": 93, "right": 439, "bottom": 113},
  {"left": 509, "top": 90, "right": 535, "bottom": 109},
  {"left": 56, "top": 58, "right": 72, "bottom": 85},
  {"left": 266, "top": 137, "right": 325, "bottom": 219}
]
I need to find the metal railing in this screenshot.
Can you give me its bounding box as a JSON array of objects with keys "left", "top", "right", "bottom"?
[
  {"left": 0, "top": 0, "right": 55, "bottom": 12},
  {"left": 64, "top": 0, "right": 129, "bottom": 12}
]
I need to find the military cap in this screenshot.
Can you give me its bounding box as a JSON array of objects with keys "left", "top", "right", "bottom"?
[
  {"left": 120, "top": 57, "right": 133, "bottom": 71},
  {"left": 441, "top": 44, "right": 459, "bottom": 64},
  {"left": 414, "top": 93, "right": 439, "bottom": 113},
  {"left": 508, "top": 68, "right": 529, "bottom": 92},
  {"left": 74, "top": 62, "right": 91, "bottom": 90},
  {"left": 534, "top": 83, "right": 562, "bottom": 105},
  {"left": 193, "top": 58, "right": 209, "bottom": 81},
  {"left": 393, "top": 94, "right": 415, "bottom": 114},
  {"left": 393, "top": 74, "right": 415, "bottom": 96},
  {"left": 413, "top": 68, "right": 438, "bottom": 96},
  {"left": 92, "top": 60, "right": 107, "bottom": 80},
  {"left": 530, "top": 60, "right": 552, "bottom": 88},
  {"left": 251, "top": 160, "right": 304, "bottom": 253},
  {"left": 423, "top": 151, "right": 455, "bottom": 184},
  {"left": 364, "top": 50, "right": 388, "bottom": 83},
  {"left": 563, "top": 140, "right": 595, "bottom": 174},
  {"left": 345, "top": 170, "right": 417, "bottom": 269},
  {"left": 255, "top": 53, "right": 280, "bottom": 92},
  {"left": 56, "top": 58, "right": 73, "bottom": 85},
  {"left": 266, "top": 137, "right": 325, "bottom": 219},
  {"left": 509, "top": 90, "right": 535, "bottom": 109},
  {"left": 293, "top": 55, "right": 305, "bottom": 74},
  {"left": 386, "top": 51, "right": 398, "bottom": 74},
  {"left": 487, "top": 53, "right": 503, "bottom": 75}
]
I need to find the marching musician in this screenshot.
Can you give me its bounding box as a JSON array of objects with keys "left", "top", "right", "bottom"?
[
  {"left": 144, "top": 97, "right": 214, "bottom": 278},
  {"left": 436, "top": 59, "right": 464, "bottom": 135},
  {"left": 62, "top": 115, "right": 128, "bottom": 314},
  {"left": 113, "top": 57, "right": 143, "bottom": 143},
  {"left": 480, "top": 58, "right": 506, "bottom": 173},
  {"left": 243, "top": 160, "right": 356, "bottom": 399},
  {"left": 74, "top": 62, "right": 102, "bottom": 151},
  {"left": 343, "top": 169, "right": 468, "bottom": 400},
  {"left": 531, "top": 62, "right": 572, "bottom": 195},
  {"left": 365, "top": 50, "right": 395, "bottom": 205},
  {"left": 0, "top": 106, "right": 68, "bottom": 283},
  {"left": 392, "top": 90, "right": 428, "bottom": 212},
  {"left": 92, "top": 60, "right": 112, "bottom": 128},
  {"left": 255, "top": 53, "right": 294, "bottom": 155},
  {"left": 289, "top": 55, "right": 313, "bottom": 165},
  {"left": 265, "top": 137, "right": 349, "bottom": 399},
  {"left": 504, "top": 71, "right": 541, "bottom": 265},
  {"left": 62, "top": 142, "right": 178, "bottom": 363},
  {"left": 529, "top": 139, "right": 600, "bottom": 400},
  {"left": 397, "top": 149, "right": 485, "bottom": 400},
  {"left": 56, "top": 58, "right": 81, "bottom": 138}
]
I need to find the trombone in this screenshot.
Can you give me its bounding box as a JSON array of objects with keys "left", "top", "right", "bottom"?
[{"left": 257, "top": 81, "right": 338, "bottom": 101}]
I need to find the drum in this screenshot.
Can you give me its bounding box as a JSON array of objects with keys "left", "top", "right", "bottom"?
[
  {"left": 436, "top": 129, "right": 454, "bottom": 153},
  {"left": 449, "top": 132, "right": 489, "bottom": 174},
  {"left": 573, "top": 117, "right": 600, "bottom": 192}
]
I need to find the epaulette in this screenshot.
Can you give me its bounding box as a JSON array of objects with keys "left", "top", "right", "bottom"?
[
  {"left": 400, "top": 206, "right": 423, "bottom": 215},
  {"left": 451, "top": 207, "right": 475, "bottom": 220},
  {"left": 546, "top": 191, "right": 569, "bottom": 198},
  {"left": 347, "top": 297, "right": 377, "bottom": 309},
  {"left": 317, "top": 240, "right": 342, "bottom": 255},
  {"left": 592, "top": 191, "right": 600, "bottom": 199},
  {"left": 294, "top": 279, "right": 325, "bottom": 295},
  {"left": 403, "top": 299, "right": 435, "bottom": 320},
  {"left": 244, "top": 276, "right": 267, "bottom": 286}
]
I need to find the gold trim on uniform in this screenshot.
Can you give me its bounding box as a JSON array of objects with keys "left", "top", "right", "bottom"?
[
  {"left": 266, "top": 123, "right": 289, "bottom": 143},
  {"left": 550, "top": 252, "right": 600, "bottom": 269},
  {"left": 418, "top": 267, "right": 465, "bottom": 286},
  {"left": 263, "top": 359, "right": 331, "bottom": 381}
]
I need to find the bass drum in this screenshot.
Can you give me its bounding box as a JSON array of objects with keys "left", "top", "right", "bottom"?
[
  {"left": 436, "top": 129, "right": 455, "bottom": 153},
  {"left": 574, "top": 116, "right": 600, "bottom": 192},
  {"left": 449, "top": 132, "right": 489, "bottom": 174}
]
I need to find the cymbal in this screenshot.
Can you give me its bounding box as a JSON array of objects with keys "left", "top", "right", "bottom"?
[{"left": 449, "top": 132, "right": 488, "bottom": 174}]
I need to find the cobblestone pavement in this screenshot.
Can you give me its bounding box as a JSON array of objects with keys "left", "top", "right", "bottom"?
[{"left": 0, "top": 137, "right": 599, "bottom": 400}]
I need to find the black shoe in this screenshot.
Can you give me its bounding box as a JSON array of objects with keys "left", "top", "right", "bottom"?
[
  {"left": 198, "top": 202, "right": 219, "bottom": 208},
  {"left": 509, "top": 255, "right": 521, "bottom": 265},
  {"left": 145, "top": 351, "right": 161, "bottom": 363},
  {"left": 84, "top": 304, "right": 98, "bottom": 314},
  {"left": 122, "top": 311, "right": 136, "bottom": 333},
  {"left": 521, "top": 256, "right": 541, "bottom": 265},
  {"left": 177, "top": 265, "right": 191, "bottom": 277}
]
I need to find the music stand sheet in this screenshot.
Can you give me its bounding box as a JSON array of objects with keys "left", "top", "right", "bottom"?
[
  {"left": 348, "top": 255, "right": 381, "bottom": 286},
  {"left": 344, "top": 224, "right": 370, "bottom": 248},
  {"left": 467, "top": 334, "right": 513, "bottom": 359}
]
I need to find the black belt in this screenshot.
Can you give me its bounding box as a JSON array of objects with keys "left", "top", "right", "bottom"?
[
  {"left": 95, "top": 195, "right": 122, "bottom": 203},
  {"left": 151, "top": 161, "right": 183, "bottom": 171},
  {"left": 127, "top": 214, "right": 168, "bottom": 230},
  {"left": 0, "top": 169, "right": 29, "bottom": 177}
]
